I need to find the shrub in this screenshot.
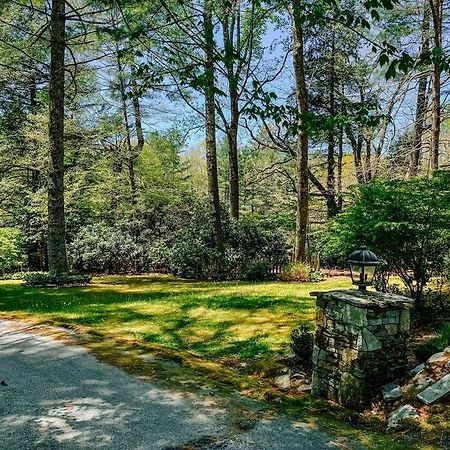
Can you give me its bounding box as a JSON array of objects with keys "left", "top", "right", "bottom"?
[
  {"left": 308, "top": 271, "right": 325, "bottom": 283},
  {"left": 323, "top": 171, "right": 450, "bottom": 310},
  {"left": 291, "top": 323, "right": 314, "bottom": 371},
  {"left": 23, "top": 272, "right": 92, "bottom": 287},
  {"left": 69, "top": 223, "right": 143, "bottom": 273},
  {"left": 145, "top": 239, "right": 171, "bottom": 273},
  {"left": 170, "top": 240, "right": 223, "bottom": 279},
  {"left": 170, "top": 205, "right": 289, "bottom": 280},
  {"left": 226, "top": 217, "right": 289, "bottom": 279},
  {"left": 414, "top": 323, "right": 450, "bottom": 362},
  {"left": 0, "top": 272, "right": 29, "bottom": 280},
  {"left": 243, "top": 261, "right": 272, "bottom": 281},
  {"left": 0, "top": 227, "right": 25, "bottom": 273},
  {"left": 422, "top": 287, "right": 450, "bottom": 317},
  {"left": 280, "top": 263, "right": 311, "bottom": 282}
]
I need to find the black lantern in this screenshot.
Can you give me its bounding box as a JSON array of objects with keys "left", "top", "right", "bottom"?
[{"left": 348, "top": 246, "right": 379, "bottom": 290}]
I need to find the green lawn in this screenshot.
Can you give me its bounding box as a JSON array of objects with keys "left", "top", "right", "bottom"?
[{"left": 0, "top": 274, "right": 349, "bottom": 362}]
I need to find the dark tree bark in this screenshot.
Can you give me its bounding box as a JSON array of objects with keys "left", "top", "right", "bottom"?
[
  {"left": 291, "top": 0, "right": 309, "bottom": 263},
  {"left": 429, "top": 0, "right": 442, "bottom": 171},
  {"left": 326, "top": 33, "right": 337, "bottom": 219},
  {"left": 129, "top": 72, "right": 145, "bottom": 224},
  {"left": 47, "top": 0, "right": 68, "bottom": 275},
  {"left": 220, "top": 0, "right": 247, "bottom": 220},
  {"left": 204, "top": 0, "right": 224, "bottom": 252},
  {"left": 337, "top": 126, "right": 343, "bottom": 209},
  {"left": 131, "top": 73, "right": 145, "bottom": 155},
  {"left": 30, "top": 74, "right": 37, "bottom": 112},
  {"left": 116, "top": 53, "right": 137, "bottom": 210},
  {"left": 410, "top": 2, "right": 430, "bottom": 176},
  {"left": 364, "top": 136, "right": 372, "bottom": 182},
  {"left": 227, "top": 95, "right": 240, "bottom": 220},
  {"left": 346, "top": 125, "right": 365, "bottom": 184}
]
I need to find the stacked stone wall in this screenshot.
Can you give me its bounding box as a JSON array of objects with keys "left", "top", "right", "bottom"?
[{"left": 311, "top": 290, "right": 413, "bottom": 410}]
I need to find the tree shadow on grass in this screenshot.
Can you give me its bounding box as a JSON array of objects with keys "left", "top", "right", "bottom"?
[{"left": 0, "top": 278, "right": 315, "bottom": 361}]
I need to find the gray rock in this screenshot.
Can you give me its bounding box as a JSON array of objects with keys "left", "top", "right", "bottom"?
[
  {"left": 415, "top": 376, "right": 436, "bottom": 391},
  {"left": 382, "top": 383, "right": 402, "bottom": 401},
  {"left": 399, "top": 309, "right": 410, "bottom": 331},
  {"left": 356, "top": 328, "right": 382, "bottom": 352},
  {"left": 444, "top": 346, "right": 450, "bottom": 356},
  {"left": 410, "top": 363, "right": 425, "bottom": 376},
  {"left": 417, "top": 373, "right": 450, "bottom": 404},
  {"left": 297, "top": 384, "right": 311, "bottom": 393},
  {"left": 342, "top": 304, "right": 367, "bottom": 327},
  {"left": 426, "top": 352, "right": 449, "bottom": 367},
  {"left": 387, "top": 404, "right": 419, "bottom": 429},
  {"left": 275, "top": 374, "right": 291, "bottom": 390}
]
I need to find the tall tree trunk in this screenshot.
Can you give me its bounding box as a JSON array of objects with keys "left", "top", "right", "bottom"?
[
  {"left": 337, "top": 126, "right": 343, "bottom": 209},
  {"left": 222, "top": 2, "right": 240, "bottom": 219},
  {"left": 429, "top": 0, "right": 442, "bottom": 171},
  {"left": 410, "top": 2, "right": 430, "bottom": 176},
  {"left": 30, "top": 73, "right": 40, "bottom": 192},
  {"left": 364, "top": 136, "right": 372, "bottom": 181},
  {"left": 30, "top": 73, "right": 37, "bottom": 112},
  {"left": 131, "top": 73, "right": 145, "bottom": 155},
  {"left": 204, "top": 0, "right": 224, "bottom": 252},
  {"left": 326, "top": 33, "right": 337, "bottom": 218},
  {"left": 47, "top": 0, "right": 68, "bottom": 275},
  {"left": 116, "top": 53, "right": 136, "bottom": 210},
  {"left": 346, "top": 126, "right": 365, "bottom": 184},
  {"left": 228, "top": 97, "right": 240, "bottom": 219},
  {"left": 291, "top": 1, "right": 309, "bottom": 263}
]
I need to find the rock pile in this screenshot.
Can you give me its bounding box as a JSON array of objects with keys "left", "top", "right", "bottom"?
[
  {"left": 274, "top": 372, "right": 311, "bottom": 393},
  {"left": 386, "top": 346, "right": 450, "bottom": 429}
]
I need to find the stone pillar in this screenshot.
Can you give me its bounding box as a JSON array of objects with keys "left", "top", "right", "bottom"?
[{"left": 310, "top": 289, "right": 414, "bottom": 410}]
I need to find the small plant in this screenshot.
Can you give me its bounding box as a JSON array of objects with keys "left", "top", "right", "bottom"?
[
  {"left": 0, "top": 227, "right": 25, "bottom": 273},
  {"left": 291, "top": 323, "right": 314, "bottom": 371},
  {"left": 414, "top": 323, "right": 450, "bottom": 362},
  {"left": 243, "top": 261, "right": 271, "bottom": 281},
  {"left": 308, "top": 271, "right": 325, "bottom": 283},
  {"left": 0, "top": 272, "right": 29, "bottom": 281},
  {"left": 23, "top": 272, "right": 91, "bottom": 287},
  {"left": 280, "top": 263, "right": 311, "bottom": 282}
]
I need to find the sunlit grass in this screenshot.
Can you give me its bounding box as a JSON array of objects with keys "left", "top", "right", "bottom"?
[{"left": 0, "top": 274, "right": 350, "bottom": 360}]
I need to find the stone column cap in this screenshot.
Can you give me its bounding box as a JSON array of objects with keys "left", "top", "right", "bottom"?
[{"left": 310, "top": 289, "right": 414, "bottom": 309}]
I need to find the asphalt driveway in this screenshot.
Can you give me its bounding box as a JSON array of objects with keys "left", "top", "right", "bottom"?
[{"left": 0, "top": 320, "right": 348, "bottom": 450}]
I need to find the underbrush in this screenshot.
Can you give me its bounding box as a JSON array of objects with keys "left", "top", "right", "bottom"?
[
  {"left": 414, "top": 322, "right": 450, "bottom": 362},
  {"left": 280, "top": 263, "right": 325, "bottom": 283},
  {"left": 22, "top": 272, "right": 92, "bottom": 287}
]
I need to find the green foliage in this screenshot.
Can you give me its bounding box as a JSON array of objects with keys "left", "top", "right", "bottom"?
[
  {"left": 280, "top": 263, "right": 311, "bottom": 283},
  {"left": 22, "top": 272, "right": 91, "bottom": 287},
  {"left": 170, "top": 204, "right": 289, "bottom": 280},
  {"left": 0, "top": 227, "right": 25, "bottom": 272},
  {"left": 170, "top": 240, "right": 222, "bottom": 280},
  {"left": 414, "top": 323, "right": 450, "bottom": 362},
  {"left": 324, "top": 172, "right": 450, "bottom": 304},
  {"left": 69, "top": 223, "right": 143, "bottom": 274},
  {"left": 0, "top": 271, "right": 29, "bottom": 280},
  {"left": 290, "top": 323, "right": 314, "bottom": 371},
  {"left": 243, "top": 261, "right": 272, "bottom": 282},
  {"left": 308, "top": 271, "right": 326, "bottom": 283}
]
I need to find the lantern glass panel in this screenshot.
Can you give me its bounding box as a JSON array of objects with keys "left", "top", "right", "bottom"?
[
  {"left": 350, "top": 264, "right": 362, "bottom": 284},
  {"left": 364, "top": 266, "right": 376, "bottom": 284}
]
